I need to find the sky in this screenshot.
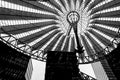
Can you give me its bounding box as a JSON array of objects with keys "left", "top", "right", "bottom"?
[
  {"left": 31, "top": 59, "right": 96, "bottom": 80},
  {"left": 31, "top": 59, "right": 46, "bottom": 80}
]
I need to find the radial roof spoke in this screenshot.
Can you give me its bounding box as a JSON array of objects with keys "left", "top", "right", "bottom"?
[
  {"left": 81, "top": 34, "right": 95, "bottom": 58},
  {"left": 59, "top": 0, "right": 67, "bottom": 11},
  {"left": 70, "top": 0, "right": 75, "bottom": 10},
  {"left": 0, "top": 8, "right": 58, "bottom": 19},
  {"left": 84, "top": 0, "right": 95, "bottom": 12},
  {"left": 90, "top": 0, "right": 113, "bottom": 15},
  {"left": 27, "top": 1, "right": 60, "bottom": 16},
  {"left": 90, "top": 24, "right": 118, "bottom": 38},
  {"left": 44, "top": 33, "right": 63, "bottom": 51},
  {"left": 75, "top": 0, "right": 81, "bottom": 10},
  {"left": 13, "top": 26, "right": 59, "bottom": 40},
  {"left": 48, "top": 0, "right": 63, "bottom": 13},
  {"left": 0, "top": 20, "right": 58, "bottom": 33},
  {"left": 84, "top": 33, "right": 95, "bottom": 52},
  {"left": 54, "top": 35, "right": 66, "bottom": 51},
  {"left": 91, "top": 19, "right": 120, "bottom": 27},
  {"left": 0, "top": 15, "right": 58, "bottom": 23},
  {"left": 30, "top": 30, "right": 60, "bottom": 50},
  {"left": 0, "top": 0, "right": 55, "bottom": 15},
  {"left": 51, "top": 35, "right": 64, "bottom": 51},
  {"left": 0, "top": 19, "right": 57, "bottom": 27},
  {"left": 88, "top": 30, "right": 106, "bottom": 49},
  {"left": 74, "top": 0, "right": 77, "bottom": 10},
  {"left": 85, "top": 32, "right": 104, "bottom": 53},
  {"left": 63, "top": 0, "right": 70, "bottom": 11},
  {"left": 93, "top": 0, "right": 120, "bottom": 14},
  {"left": 97, "top": 17, "right": 120, "bottom": 22},
  {"left": 84, "top": 0, "right": 91, "bottom": 9},
  {"left": 89, "top": 29, "right": 112, "bottom": 46},
  {"left": 87, "top": 0, "right": 104, "bottom": 12},
  {"left": 2, "top": 0, "right": 39, "bottom": 9},
  {"left": 60, "top": 36, "right": 68, "bottom": 51},
  {"left": 0, "top": 14, "right": 40, "bottom": 20},
  {"left": 39, "top": 32, "right": 62, "bottom": 51},
  {"left": 92, "top": 11, "right": 120, "bottom": 19},
  {"left": 55, "top": 0, "right": 66, "bottom": 13},
  {"left": 66, "top": 0, "right": 71, "bottom": 11},
  {"left": 96, "top": 6, "right": 120, "bottom": 15},
  {"left": 62, "top": 36, "right": 70, "bottom": 52},
  {"left": 17, "top": 29, "right": 57, "bottom": 44}
]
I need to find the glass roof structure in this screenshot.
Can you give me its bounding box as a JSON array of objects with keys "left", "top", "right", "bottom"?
[{"left": 0, "top": 0, "right": 120, "bottom": 63}]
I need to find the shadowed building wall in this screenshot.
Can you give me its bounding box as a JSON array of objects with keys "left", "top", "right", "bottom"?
[
  {"left": 0, "top": 41, "right": 33, "bottom": 80},
  {"left": 45, "top": 51, "right": 83, "bottom": 80},
  {"left": 105, "top": 44, "right": 120, "bottom": 80}
]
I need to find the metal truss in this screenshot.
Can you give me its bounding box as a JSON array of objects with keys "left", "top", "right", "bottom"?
[
  {"left": 0, "top": 31, "right": 120, "bottom": 64},
  {"left": 0, "top": 33, "right": 47, "bottom": 62}
]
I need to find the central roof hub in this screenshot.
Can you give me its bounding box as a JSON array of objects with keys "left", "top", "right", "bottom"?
[{"left": 67, "top": 11, "right": 80, "bottom": 25}]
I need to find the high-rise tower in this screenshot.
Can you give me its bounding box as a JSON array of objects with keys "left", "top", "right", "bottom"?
[
  {"left": 0, "top": 41, "right": 33, "bottom": 80},
  {"left": 45, "top": 51, "right": 82, "bottom": 80}
]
